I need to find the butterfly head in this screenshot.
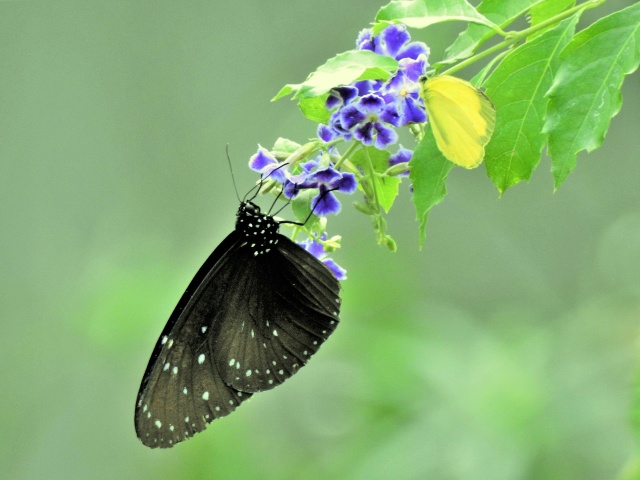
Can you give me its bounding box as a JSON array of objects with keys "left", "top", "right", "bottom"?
[{"left": 236, "top": 202, "right": 280, "bottom": 256}]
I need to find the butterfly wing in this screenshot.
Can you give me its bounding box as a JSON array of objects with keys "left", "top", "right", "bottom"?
[
  {"left": 135, "top": 230, "right": 341, "bottom": 448},
  {"left": 213, "top": 233, "right": 341, "bottom": 392},
  {"left": 134, "top": 230, "right": 253, "bottom": 448},
  {"left": 422, "top": 75, "right": 496, "bottom": 169}
]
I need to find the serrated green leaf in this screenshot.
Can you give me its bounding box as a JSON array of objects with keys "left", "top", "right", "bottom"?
[
  {"left": 351, "top": 147, "right": 401, "bottom": 213},
  {"left": 545, "top": 2, "right": 640, "bottom": 189},
  {"left": 298, "top": 95, "right": 331, "bottom": 124},
  {"left": 376, "top": 0, "right": 497, "bottom": 30},
  {"left": 272, "top": 50, "right": 398, "bottom": 101},
  {"left": 410, "top": 128, "right": 454, "bottom": 247},
  {"left": 439, "top": 0, "right": 543, "bottom": 69},
  {"left": 483, "top": 15, "right": 578, "bottom": 195}
]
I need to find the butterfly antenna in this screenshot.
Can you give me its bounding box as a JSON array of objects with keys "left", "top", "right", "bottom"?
[
  {"left": 226, "top": 144, "right": 242, "bottom": 203},
  {"left": 246, "top": 162, "right": 290, "bottom": 203},
  {"left": 245, "top": 173, "right": 266, "bottom": 203},
  {"left": 268, "top": 189, "right": 285, "bottom": 215}
]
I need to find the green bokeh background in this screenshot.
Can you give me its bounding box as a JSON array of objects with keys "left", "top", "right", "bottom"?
[{"left": 2, "top": 1, "right": 640, "bottom": 479}]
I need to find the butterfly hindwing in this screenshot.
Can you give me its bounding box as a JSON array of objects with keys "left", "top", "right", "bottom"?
[{"left": 214, "top": 233, "right": 341, "bottom": 393}]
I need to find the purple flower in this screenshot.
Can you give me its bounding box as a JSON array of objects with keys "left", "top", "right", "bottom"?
[
  {"left": 308, "top": 166, "right": 357, "bottom": 215},
  {"left": 282, "top": 158, "right": 357, "bottom": 216},
  {"left": 356, "top": 24, "right": 429, "bottom": 62},
  {"left": 326, "top": 86, "right": 359, "bottom": 110},
  {"left": 317, "top": 123, "right": 338, "bottom": 142},
  {"left": 388, "top": 145, "right": 413, "bottom": 177},
  {"left": 355, "top": 28, "right": 375, "bottom": 51},
  {"left": 318, "top": 110, "right": 354, "bottom": 143},
  {"left": 380, "top": 55, "right": 428, "bottom": 125},
  {"left": 339, "top": 94, "right": 399, "bottom": 149},
  {"left": 353, "top": 79, "right": 383, "bottom": 96},
  {"left": 298, "top": 234, "right": 347, "bottom": 280},
  {"left": 317, "top": 26, "right": 430, "bottom": 148},
  {"left": 248, "top": 147, "right": 288, "bottom": 183}
]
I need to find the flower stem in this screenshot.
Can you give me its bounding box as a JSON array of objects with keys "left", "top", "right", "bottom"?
[{"left": 442, "top": 0, "right": 607, "bottom": 77}]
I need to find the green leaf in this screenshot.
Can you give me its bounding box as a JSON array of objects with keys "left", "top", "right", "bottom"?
[
  {"left": 350, "top": 147, "right": 401, "bottom": 213},
  {"left": 439, "top": 0, "right": 543, "bottom": 68},
  {"left": 410, "top": 128, "right": 454, "bottom": 247},
  {"left": 272, "top": 84, "right": 301, "bottom": 102},
  {"left": 545, "top": 2, "right": 640, "bottom": 189},
  {"left": 272, "top": 137, "right": 301, "bottom": 157},
  {"left": 290, "top": 189, "right": 317, "bottom": 225},
  {"left": 375, "top": 0, "right": 497, "bottom": 30},
  {"left": 528, "top": 0, "right": 575, "bottom": 39},
  {"left": 483, "top": 15, "right": 578, "bottom": 195},
  {"left": 470, "top": 50, "right": 506, "bottom": 85},
  {"left": 272, "top": 50, "right": 398, "bottom": 101},
  {"left": 298, "top": 95, "right": 331, "bottom": 124}
]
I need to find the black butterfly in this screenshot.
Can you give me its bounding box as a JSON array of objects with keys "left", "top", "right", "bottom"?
[{"left": 134, "top": 189, "right": 341, "bottom": 448}]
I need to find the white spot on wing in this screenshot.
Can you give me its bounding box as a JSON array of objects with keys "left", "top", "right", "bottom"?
[
  {"left": 198, "top": 354, "right": 205, "bottom": 364},
  {"left": 202, "top": 391, "right": 209, "bottom": 401}
]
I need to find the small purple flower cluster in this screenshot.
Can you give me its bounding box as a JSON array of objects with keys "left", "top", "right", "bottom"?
[
  {"left": 247, "top": 25, "right": 429, "bottom": 275},
  {"left": 249, "top": 147, "right": 354, "bottom": 277},
  {"left": 249, "top": 147, "right": 357, "bottom": 216},
  {"left": 318, "top": 24, "right": 429, "bottom": 152}
]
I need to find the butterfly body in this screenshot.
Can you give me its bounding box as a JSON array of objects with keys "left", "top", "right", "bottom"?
[{"left": 135, "top": 201, "right": 341, "bottom": 448}]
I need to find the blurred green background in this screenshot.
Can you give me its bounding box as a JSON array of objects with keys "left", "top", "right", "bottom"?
[{"left": 2, "top": 1, "right": 640, "bottom": 479}]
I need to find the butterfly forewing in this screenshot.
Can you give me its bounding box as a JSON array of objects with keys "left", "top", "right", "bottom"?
[
  {"left": 135, "top": 201, "right": 341, "bottom": 448},
  {"left": 135, "top": 230, "right": 253, "bottom": 448}
]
